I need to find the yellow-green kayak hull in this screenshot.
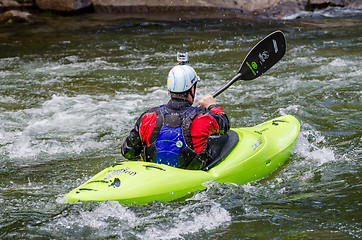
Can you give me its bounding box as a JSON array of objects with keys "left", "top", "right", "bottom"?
[{"left": 64, "top": 115, "right": 300, "bottom": 205}]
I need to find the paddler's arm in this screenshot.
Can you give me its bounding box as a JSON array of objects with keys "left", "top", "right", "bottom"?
[
  {"left": 198, "top": 94, "right": 230, "bottom": 135},
  {"left": 121, "top": 116, "right": 144, "bottom": 161}
]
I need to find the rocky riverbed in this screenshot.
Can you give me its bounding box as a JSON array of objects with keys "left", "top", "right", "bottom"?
[{"left": 0, "top": 0, "right": 362, "bottom": 24}]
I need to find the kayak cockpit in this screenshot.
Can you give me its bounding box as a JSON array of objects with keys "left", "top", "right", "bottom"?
[{"left": 202, "top": 130, "right": 239, "bottom": 171}]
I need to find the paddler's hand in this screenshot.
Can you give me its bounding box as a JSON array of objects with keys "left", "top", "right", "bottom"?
[{"left": 198, "top": 94, "right": 216, "bottom": 109}]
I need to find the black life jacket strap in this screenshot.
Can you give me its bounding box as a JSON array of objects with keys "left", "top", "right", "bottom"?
[
  {"left": 181, "top": 107, "right": 198, "bottom": 149},
  {"left": 148, "top": 106, "right": 164, "bottom": 145}
]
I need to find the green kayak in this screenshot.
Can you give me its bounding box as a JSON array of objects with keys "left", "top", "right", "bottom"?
[{"left": 64, "top": 115, "right": 300, "bottom": 205}]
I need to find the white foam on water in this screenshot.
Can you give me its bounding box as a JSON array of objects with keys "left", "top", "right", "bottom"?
[
  {"left": 0, "top": 178, "right": 45, "bottom": 194},
  {"left": 51, "top": 201, "right": 138, "bottom": 239},
  {"left": 78, "top": 202, "right": 138, "bottom": 229},
  {"left": 271, "top": 124, "right": 339, "bottom": 186},
  {"left": 32, "top": 57, "right": 121, "bottom": 77},
  {"left": 0, "top": 94, "right": 135, "bottom": 161},
  {"left": 278, "top": 105, "right": 300, "bottom": 116},
  {"left": 288, "top": 47, "right": 317, "bottom": 57},
  {"left": 282, "top": 7, "right": 362, "bottom": 20},
  {"left": 0, "top": 95, "right": 17, "bottom": 104},
  {"left": 318, "top": 58, "right": 359, "bottom": 77},
  {"left": 136, "top": 202, "right": 231, "bottom": 240},
  {"left": 48, "top": 199, "right": 231, "bottom": 239},
  {"left": 0, "top": 83, "right": 171, "bottom": 163},
  {"left": 295, "top": 127, "right": 336, "bottom": 166},
  {"left": 0, "top": 56, "right": 21, "bottom": 68},
  {"left": 142, "top": 200, "right": 231, "bottom": 238},
  {"left": 0, "top": 70, "right": 22, "bottom": 78}
]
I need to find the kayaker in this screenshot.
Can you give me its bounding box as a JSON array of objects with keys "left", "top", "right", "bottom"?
[{"left": 121, "top": 53, "right": 230, "bottom": 170}]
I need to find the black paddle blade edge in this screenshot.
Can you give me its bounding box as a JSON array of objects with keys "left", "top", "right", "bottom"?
[{"left": 239, "top": 31, "right": 286, "bottom": 80}]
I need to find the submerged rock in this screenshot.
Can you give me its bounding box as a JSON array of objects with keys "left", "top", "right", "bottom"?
[
  {"left": 90, "top": 0, "right": 362, "bottom": 19},
  {"left": 0, "top": 1, "right": 33, "bottom": 17},
  {"left": 0, "top": 0, "right": 20, "bottom": 7},
  {"left": 1, "top": 0, "right": 361, "bottom": 19},
  {"left": 306, "top": 0, "right": 344, "bottom": 10},
  {"left": 35, "top": 0, "right": 92, "bottom": 12},
  {"left": 0, "top": 10, "right": 35, "bottom": 24},
  {"left": 344, "top": 0, "right": 362, "bottom": 8}
]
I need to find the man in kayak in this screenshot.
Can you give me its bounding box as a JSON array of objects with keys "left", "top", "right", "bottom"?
[{"left": 121, "top": 55, "right": 230, "bottom": 170}]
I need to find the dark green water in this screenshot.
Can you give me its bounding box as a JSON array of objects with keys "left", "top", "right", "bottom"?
[{"left": 0, "top": 11, "right": 361, "bottom": 239}]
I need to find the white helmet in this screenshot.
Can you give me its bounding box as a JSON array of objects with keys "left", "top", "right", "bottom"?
[{"left": 167, "top": 64, "right": 200, "bottom": 93}]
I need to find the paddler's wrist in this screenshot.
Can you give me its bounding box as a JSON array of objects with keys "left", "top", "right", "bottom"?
[
  {"left": 208, "top": 104, "right": 218, "bottom": 110},
  {"left": 198, "top": 94, "right": 217, "bottom": 109}
]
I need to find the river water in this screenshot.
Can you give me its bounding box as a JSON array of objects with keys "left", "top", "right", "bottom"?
[{"left": 0, "top": 9, "right": 361, "bottom": 239}]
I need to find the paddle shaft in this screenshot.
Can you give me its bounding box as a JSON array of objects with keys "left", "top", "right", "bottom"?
[{"left": 212, "top": 73, "right": 242, "bottom": 98}]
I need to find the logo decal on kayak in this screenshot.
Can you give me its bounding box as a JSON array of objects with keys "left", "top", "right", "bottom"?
[
  {"left": 252, "top": 138, "right": 263, "bottom": 151},
  {"left": 110, "top": 178, "right": 121, "bottom": 188},
  {"left": 105, "top": 167, "right": 137, "bottom": 180}
]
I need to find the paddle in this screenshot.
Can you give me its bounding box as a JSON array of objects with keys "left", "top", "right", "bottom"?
[{"left": 211, "top": 30, "right": 286, "bottom": 98}]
